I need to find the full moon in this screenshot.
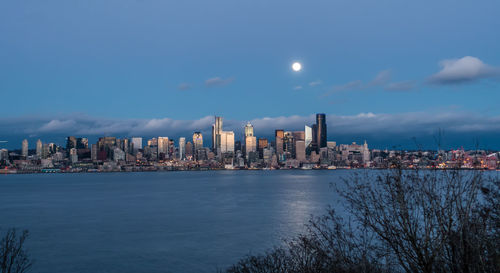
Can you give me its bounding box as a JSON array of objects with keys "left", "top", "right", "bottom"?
[{"left": 292, "top": 62, "right": 302, "bottom": 72}]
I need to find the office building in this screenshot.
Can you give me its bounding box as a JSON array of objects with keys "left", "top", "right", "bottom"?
[
  {"left": 221, "top": 131, "right": 234, "bottom": 153},
  {"left": 275, "top": 129, "right": 284, "bottom": 156},
  {"left": 179, "top": 137, "right": 186, "bottom": 160},
  {"left": 316, "top": 113, "right": 327, "bottom": 150},
  {"left": 193, "top": 132, "right": 203, "bottom": 151},
  {"left": 36, "top": 139, "right": 42, "bottom": 157},
  {"left": 131, "top": 137, "right": 142, "bottom": 153},
  {"left": 212, "top": 116, "right": 223, "bottom": 154},
  {"left": 22, "top": 139, "right": 28, "bottom": 157},
  {"left": 158, "top": 137, "right": 169, "bottom": 157}
]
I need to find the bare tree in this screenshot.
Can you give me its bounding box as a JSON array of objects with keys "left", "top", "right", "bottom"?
[
  {"left": 224, "top": 164, "right": 500, "bottom": 273},
  {"left": 339, "top": 164, "right": 499, "bottom": 273},
  {"left": 0, "top": 229, "right": 32, "bottom": 273}
]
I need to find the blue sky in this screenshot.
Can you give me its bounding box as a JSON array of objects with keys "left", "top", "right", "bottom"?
[{"left": 1, "top": 0, "right": 499, "bottom": 149}]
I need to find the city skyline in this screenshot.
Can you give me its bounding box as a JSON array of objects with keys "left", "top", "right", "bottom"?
[
  {"left": 1, "top": 1, "right": 500, "bottom": 149},
  {"left": 1, "top": 112, "right": 500, "bottom": 150}
]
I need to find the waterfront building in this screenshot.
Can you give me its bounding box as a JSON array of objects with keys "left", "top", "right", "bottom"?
[
  {"left": 113, "top": 148, "right": 125, "bottom": 162},
  {"left": 22, "top": 139, "right": 28, "bottom": 157}
]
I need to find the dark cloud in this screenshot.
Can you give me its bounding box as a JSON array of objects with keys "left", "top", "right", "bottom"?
[{"left": 428, "top": 56, "right": 500, "bottom": 84}]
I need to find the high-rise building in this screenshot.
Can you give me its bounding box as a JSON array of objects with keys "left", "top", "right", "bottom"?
[
  {"left": 76, "top": 137, "right": 88, "bottom": 149},
  {"left": 283, "top": 131, "right": 295, "bottom": 158},
  {"left": 91, "top": 144, "right": 98, "bottom": 161},
  {"left": 295, "top": 140, "right": 306, "bottom": 162},
  {"left": 221, "top": 131, "right": 234, "bottom": 153},
  {"left": 245, "top": 136, "right": 257, "bottom": 157},
  {"left": 179, "top": 137, "right": 186, "bottom": 160},
  {"left": 185, "top": 141, "right": 193, "bottom": 159},
  {"left": 305, "top": 125, "right": 313, "bottom": 154},
  {"left": 131, "top": 137, "right": 142, "bottom": 153},
  {"left": 275, "top": 130, "right": 284, "bottom": 156},
  {"left": 69, "top": 148, "right": 78, "bottom": 163},
  {"left": 147, "top": 138, "right": 158, "bottom": 146},
  {"left": 158, "top": 137, "right": 169, "bottom": 157},
  {"left": 316, "top": 113, "right": 327, "bottom": 151},
  {"left": 66, "top": 136, "right": 77, "bottom": 152},
  {"left": 244, "top": 122, "right": 256, "bottom": 157},
  {"left": 22, "top": 139, "right": 28, "bottom": 157},
  {"left": 193, "top": 132, "right": 203, "bottom": 151},
  {"left": 244, "top": 122, "right": 254, "bottom": 137},
  {"left": 258, "top": 138, "right": 268, "bottom": 159},
  {"left": 212, "top": 116, "right": 223, "bottom": 154},
  {"left": 36, "top": 139, "right": 42, "bottom": 157}
]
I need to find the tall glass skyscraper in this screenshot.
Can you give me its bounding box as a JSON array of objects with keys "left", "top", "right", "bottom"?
[
  {"left": 212, "top": 116, "right": 223, "bottom": 154},
  {"left": 179, "top": 137, "right": 186, "bottom": 160},
  {"left": 316, "top": 113, "right": 327, "bottom": 150}
]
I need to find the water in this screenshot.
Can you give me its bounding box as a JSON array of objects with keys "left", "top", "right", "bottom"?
[{"left": 0, "top": 170, "right": 347, "bottom": 273}]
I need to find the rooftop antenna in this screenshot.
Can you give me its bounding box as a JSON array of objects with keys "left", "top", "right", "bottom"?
[{"left": 433, "top": 128, "right": 443, "bottom": 153}]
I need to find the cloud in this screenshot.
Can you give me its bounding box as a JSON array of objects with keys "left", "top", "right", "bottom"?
[
  {"left": 39, "top": 120, "right": 77, "bottom": 132},
  {"left": 330, "top": 80, "right": 364, "bottom": 92},
  {"left": 327, "top": 70, "right": 391, "bottom": 95},
  {"left": 205, "top": 77, "right": 234, "bottom": 87},
  {"left": 293, "top": 85, "right": 303, "bottom": 90},
  {"left": 309, "top": 80, "right": 322, "bottom": 87},
  {"left": 384, "top": 81, "right": 416, "bottom": 91},
  {"left": 428, "top": 56, "right": 500, "bottom": 84},
  {"left": 2, "top": 111, "right": 500, "bottom": 149},
  {"left": 178, "top": 83, "right": 192, "bottom": 91},
  {"left": 369, "top": 70, "right": 391, "bottom": 86}
]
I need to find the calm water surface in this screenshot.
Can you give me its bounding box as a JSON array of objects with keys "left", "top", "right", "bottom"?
[{"left": 0, "top": 170, "right": 349, "bottom": 273}]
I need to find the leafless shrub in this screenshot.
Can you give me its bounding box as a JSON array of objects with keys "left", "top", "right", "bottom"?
[{"left": 0, "top": 229, "right": 32, "bottom": 273}]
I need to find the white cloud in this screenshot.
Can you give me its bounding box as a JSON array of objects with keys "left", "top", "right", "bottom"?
[
  {"left": 309, "top": 80, "right": 322, "bottom": 87},
  {"left": 428, "top": 56, "right": 500, "bottom": 84},
  {"left": 369, "top": 70, "right": 391, "bottom": 86},
  {"left": 39, "top": 119, "right": 76, "bottom": 132},
  {"left": 178, "top": 83, "right": 192, "bottom": 91},
  {"left": 205, "top": 77, "right": 234, "bottom": 87},
  {"left": 384, "top": 81, "right": 416, "bottom": 91}
]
